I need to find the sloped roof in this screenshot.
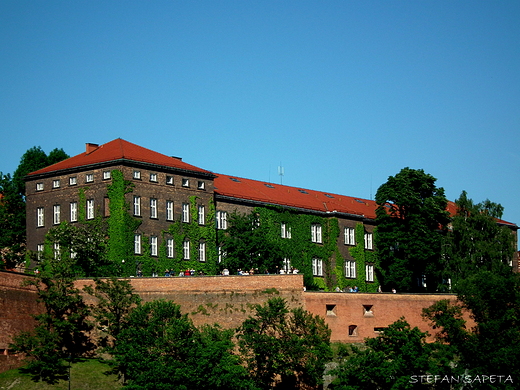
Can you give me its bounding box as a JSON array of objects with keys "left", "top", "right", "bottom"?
[
  {"left": 28, "top": 139, "right": 212, "bottom": 176},
  {"left": 214, "top": 173, "right": 378, "bottom": 219}
]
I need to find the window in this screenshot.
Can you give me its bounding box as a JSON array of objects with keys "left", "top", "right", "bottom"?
[
  {"left": 150, "top": 173, "right": 157, "bottom": 182},
  {"left": 52, "top": 180, "right": 60, "bottom": 188},
  {"left": 53, "top": 205, "right": 61, "bottom": 225},
  {"left": 36, "top": 182, "right": 44, "bottom": 191},
  {"left": 344, "top": 227, "right": 355, "bottom": 245},
  {"left": 37, "top": 207, "right": 44, "bottom": 227},
  {"left": 199, "top": 242, "right": 206, "bottom": 262},
  {"left": 167, "top": 238, "right": 174, "bottom": 258},
  {"left": 363, "top": 305, "right": 374, "bottom": 317},
  {"left": 166, "top": 176, "right": 174, "bottom": 185},
  {"left": 281, "top": 223, "right": 292, "bottom": 239},
  {"left": 197, "top": 180, "right": 205, "bottom": 190},
  {"left": 348, "top": 325, "right": 358, "bottom": 337},
  {"left": 166, "top": 201, "right": 174, "bottom": 221},
  {"left": 282, "top": 258, "right": 291, "bottom": 273},
  {"left": 70, "top": 202, "right": 78, "bottom": 222},
  {"left": 150, "top": 236, "right": 158, "bottom": 256},
  {"left": 326, "top": 304, "right": 337, "bottom": 316},
  {"left": 133, "top": 196, "right": 141, "bottom": 216},
  {"left": 150, "top": 198, "right": 157, "bottom": 219},
  {"left": 69, "top": 177, "right": 77, "bottom": 186},
  {"left": 216, "top": 211, "right": 227, "bottom": 230},
  {"left": 366, "top": 264, "right": 374, "bottom": 282},
  {"left": 37, "top": 244, "right": 44, "bottom": 260},
  {"left": 364, "top": 232, "right": 373, "bottom": 250},
  {"left": 133, "top": 170, "right": 141, "bottom": 179},
  {"left": 312, "top": 257, "right": 323, "bottom": 276},
  {"left": 86, "top": 199, "right": 94, "bottom": 219},
  {"left": 86, "top": 173, "right": 94, "bottom": 183},
  {"left": 198, "top": 205, "right": 205, "bottom": 225},
  {"left": 345, "top": 260, "right": 356, "bottom": 278},
  {"left": 311, "top": 224, "right": 322, "bottom": 243},
  {"left": 182, "top": 203, "right": 190, "bottom": 223},
  {"left": 103, "top": 171, "right": 111, "bottom": 180},
  {"left": 182, "top": 178, "right": 189, "bottom": 187},
  {"left": 134, "top": 234, "right": 141, "bottom": 254},
  {"left": 183, "top": 240, "right": 190, "bottom": 260},
  {"left": 53, "top": 242, "right": 60, "bottom": 260}
]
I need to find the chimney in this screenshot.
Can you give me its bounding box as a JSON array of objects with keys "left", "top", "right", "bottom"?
[{"left": 86, "top": 143, "right": 99, "bottom": 154}]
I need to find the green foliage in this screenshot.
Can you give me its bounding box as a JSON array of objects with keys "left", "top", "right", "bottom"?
[
  {"left": 375, "top": 167, "right": 450, "bottom": 292},
  {"left": 114, "top": 300, "right": 255, "bottom": 390},
  {"left": 0, "top": 173, "right": 26, "bottom": 268},
  {"left": 237, "top": 297, "right": 332, "bottom": 390}
]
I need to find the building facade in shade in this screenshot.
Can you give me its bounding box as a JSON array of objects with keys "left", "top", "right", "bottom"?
[{"left": 25, "top": 139, "right": 518, "bottom": 290}]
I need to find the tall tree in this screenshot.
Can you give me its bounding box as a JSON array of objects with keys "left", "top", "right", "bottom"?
[
  {"left": 374, "top": 168, "right": 450, "bottom": 292},
  {"left": 0, "top": 173, "right": 26, "bottom": 268}
]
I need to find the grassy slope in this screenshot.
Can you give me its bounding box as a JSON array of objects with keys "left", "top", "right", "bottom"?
[{"left": 0, "top": 359, "right": 122, "bottom": 390}]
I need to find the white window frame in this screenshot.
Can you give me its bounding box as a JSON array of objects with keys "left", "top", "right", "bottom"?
[
  {"left": 183, "top": 240, "right": 190, "bottom": 260},
  {"left": 311, "top": 224, "right": 322, "bottom": 243},
  {"left": 36, "top": 182, "right": 44, "bottom": 191},
  {"left": 166, "top": 201, "right": 174, "bottom": 221},
  {"left": 199, "top": 241, "right": 206, "bottom": 262},
  {"left": 86, "top": 173, "right": 94, "bottom": 183},
  {"left": 182, "top": 178, "right": 189, "bottom": 187},
  {"left": 182, "top": 203, "right": 190, "bottom": 223},
  {"left": 366, "top": 264, "right": 374, "bottom": 282},
  {"left": 364, "top": 232, "right": 373, "bottom": 250},
  {"left": 150, "top": 236, "right": 158, "bottom": 256},
  {"left": 344, "top": 227, "right": 355, "bottom": 245},
  {"left": 166, "top": 176, "right": 174, "bottom": 185},
  {"left": 282, "top": 258, "right": 291, "bottom": 273},
  {"left": 150, "top": 173, "right": 158, "bottom": 182},
  {"left": 197, "top": 181, "right": 205, "bottom": 190},
  {"left": 281, "top": 223, "right": 292, "bottom": 239},
  {"left": 312, "top": 257, "right": 323, "bottom": 276},
  {"left": 53, "top": 242, "right": 60, "bottom": 260},
  {"left": 198, "top": 205, "right": 205, "bottom": 225},
  {"left": 69, "top": 177, "right": 77, "bottom": 186},
  {"left": 53, "top": 205, "right": 61, "bottom": 225},
  {"left": 37, "top": 207, "right": 44, "bottom": 227},
  {"left": 345, "top": 260, "right": 356, "bottom": 278},
  {"left": 103, "top": 171, "right": 111, "bottom": 180},
  {"left": 86, "top": 199, "right": 95, "bottom": 220},
  {"left": 216, "top": 211, "right": 227, "bottom": 230},
  {"left": 52, "top": 179, "right": 60, "bottom": 188},
  {"left": 167, "top": 238, "right": 174, "bottom": 258},
  {"left": 37, "top": 244, "right": 44, "bottom": 260},
  {"left": 133, "top": 196, "right": 141, "bottom": 216},
  {"left": 134, "top": 234, "right": 142, "bottom": 254},
  {"left": 133, "top": 170, "right": 141, "bottom": 180},
  {"left": 150, "top": 198, "right": 157, "bottom": 219}
]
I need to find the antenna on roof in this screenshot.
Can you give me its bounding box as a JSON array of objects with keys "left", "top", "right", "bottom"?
[{"left": 278, "top": 164, "right": 284, "bottom": 185}]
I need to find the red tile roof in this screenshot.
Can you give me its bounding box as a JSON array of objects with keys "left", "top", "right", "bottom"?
[
  {"left": 28, "top": 139, "right": 212, "bottom": 176},
  {"left": 214, "top": 173, "right": 378, "bottom": 219}
]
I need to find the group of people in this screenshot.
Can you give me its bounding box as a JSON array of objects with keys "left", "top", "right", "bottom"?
[{"left": 335, "top": 286, "right": 359, "bottom": 293}]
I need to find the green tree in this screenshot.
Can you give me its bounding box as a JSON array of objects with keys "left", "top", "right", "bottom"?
[
  {"left": 114, "top": 300, "right": 255, "bottom": 390},
  {"left": 374, "top": 168, "right": 450, "bottom": 292},
  {"left": 10, "top": 253, "right": 94, "bottom": 383},
  {"left": 442, "top": 191, "right": 515, "bottom": 286},
  {"left": 0, "top": 173, "right": 26, "bottom": 268},
  {"left": 237, "top": 297, "right": 332, "bottom": 389},
  {"left": 220, "top": 211, "right": 283, "bottom": 274},
  {"left": 330, "top": 318, "right": 455, "bottom": 390}
]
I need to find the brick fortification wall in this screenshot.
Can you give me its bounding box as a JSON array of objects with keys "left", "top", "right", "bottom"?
[{"left": 0, "top": 271, "right": 42, "bottom": 373}]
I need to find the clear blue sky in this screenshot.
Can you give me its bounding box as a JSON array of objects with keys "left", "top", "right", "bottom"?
[{"left": 1, "top": 1, "right": 519, "bottom": 233}]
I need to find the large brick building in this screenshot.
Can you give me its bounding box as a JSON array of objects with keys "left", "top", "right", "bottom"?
[{"left": 25, "top": 139, "right": 517, "bottom": 290}]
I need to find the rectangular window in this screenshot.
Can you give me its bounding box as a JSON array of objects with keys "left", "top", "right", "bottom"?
[
  {"left": 311, "top": 224, "right": 322, "bottom": 243},
  {"left": 53, "top": 205, "right": 61, "bottom": 225},
  {"left": 69, "top": 177, "right": 77, "bottom": 186},
  {"left": 150, "top": 236, "right": 158, "bottom": 256},
  {"left": 182, "top": 203, "right": 190, "bottom": 223},
  {"left": 197, "top": 181, "right": 205, "bottom": 190},
  {"left": 36, "top": 182, "right": 44, "bottom": 191},
  {"left": 182, "top": 178, "right": 189, "bottom": 187},
  {"left": 167, "top": 238, "right": 174, "bottom": 258},
  {"left": 150, "top": 173, "right": 157, "bottom": 182},
  {"left": 366, "top": 264, "right": 374, "bottom": 282},
  {"left": 103, "top": 171, "right": 111, "bottom": 180},
  {"left": 53, "top": 242, "right": 60, "bottom": 260},
  {"left": 133, "top": 170, "right": 141, "bottom": 180},
  {"left": 344, "top": 227, "right": 355, "bottom": 245},
  {"left": 345, "top": 260, "right": 356, "bottom": 278},
  {"left": 312, "top": 257, "right": 323, "bottom": 276},
  {"left": 150, "top": 198, "right": 157, "bottom": 219},
  {"left": 281, "top": 223, "right": 292, "bottom": 239},
  {"left": 133, "top": 196, "right": 141, "bottom": 216},
  {"left": 70, "top": 202, "right": 78, "bottom": 222},
  {"left": 134, "top": 234, "right": 141, "bottom": 254},
  {"left": 364, "top": 232, "right": 373, "bottom": 250},
  {"left": 216, "top": 211, "right": 227, "bottom": 230},
  {"left": 86, "top": 199, "right": 94, "bottom": 219},
  {"left": 86, "top": 173, "right": 94, "bottom": 183},
  {"left": 166, "top": 201, "right": 174, "bottom": 221},
  {"left": 166, "top": 176, "right": 174, "bottom": 185},
  {"left": 198, "top": 205, "right": 205, "bottom": 225},
  {"left": 52, "top": 179, "right": 60, "bottom": 188},
  {"left": 199, "top": 242, "right": 206, "bottom": 262},
  {"left": 282, "top": 258, "right": 291, "bottom": 273},
  {"left": 183, "top": 240, "right": 190, "bottom": 260},
  {"left": 37, "top": 244, "right": 44, "bottom": 260},
  {"left": 37, "top": 207, "right": 44, "bottom": 227}
]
